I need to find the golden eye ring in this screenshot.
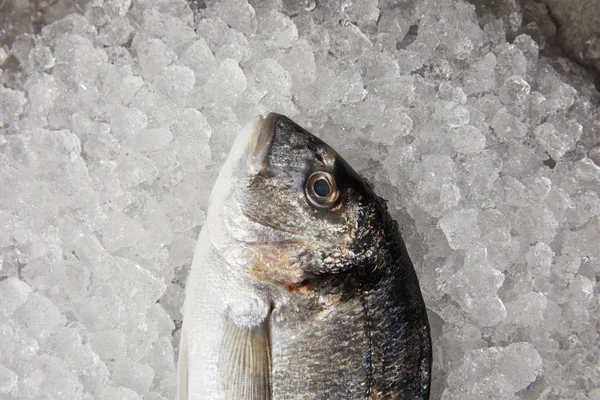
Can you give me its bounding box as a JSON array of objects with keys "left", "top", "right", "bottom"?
[{"left": 305, "top": 171, "right": 340, "bottom": 209}]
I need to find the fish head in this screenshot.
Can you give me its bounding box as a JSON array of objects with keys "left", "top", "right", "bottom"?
[{"left": 208, "top": 113, "right": 386, "bottom": 292}]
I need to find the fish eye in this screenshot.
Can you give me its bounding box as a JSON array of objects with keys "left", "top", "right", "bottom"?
[{"left": 305, "top": 171, "right": 340, "bottom": 209}]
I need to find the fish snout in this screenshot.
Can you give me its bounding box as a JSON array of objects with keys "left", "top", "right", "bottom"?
[{"left": 248, "top": 112, "right": 279, "bottom": 173}]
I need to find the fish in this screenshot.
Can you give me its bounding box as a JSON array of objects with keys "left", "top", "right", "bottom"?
[{"left": 177, "top": 113, "right": 431, "bottom": 399}]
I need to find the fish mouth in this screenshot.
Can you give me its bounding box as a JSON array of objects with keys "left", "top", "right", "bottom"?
[{"left": 247, "top": 112, "right": 279, "bottom": 173}]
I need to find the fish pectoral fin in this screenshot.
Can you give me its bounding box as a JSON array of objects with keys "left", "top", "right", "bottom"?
[
  {"left": 176, "top": 326, "right": 189, "bottom": 400},
  {"left": 219, "top": 310, "right": 272, "bottom": 400}
]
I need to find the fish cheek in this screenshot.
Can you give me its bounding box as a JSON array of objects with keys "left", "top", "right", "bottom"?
[{"left": 249, "top": 243, "right": 314, "bottom": 289}]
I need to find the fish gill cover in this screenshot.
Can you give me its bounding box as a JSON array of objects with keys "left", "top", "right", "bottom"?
[{"left": 0, "top": 0, "right": 598, "bottom": 399}]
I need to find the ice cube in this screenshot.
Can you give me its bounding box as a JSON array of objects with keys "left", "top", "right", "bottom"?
[
  {"left": 0, "top": 278, "right": 32, "bottom": 319},
  {"left": 98, "top": 17, "right": 134, "bottom": 46},
  {"left": 446, "top": 260, "right": 506, "bottom": 326},
  {"left": 533, "top": 119, "right": 582, "bottom": 161},
  {"left": 40, "top": 14, "right": 97, "bottom": 48},
  {"left": 464, "top": 52, "right": 496, "bottom": 95},
  {"left": 0, "top": 364, "right": 18, "bottom": 393},
  {"left": 0, "top": 87, "right": 27, "bottom": 126},
  {"left": 139, "top": 9, "right": 196, "bottom": 52},
  {"left": 133, "top": 37, "right": 176, "bottom": 80},
  {"left": 202, "top": 58, "right": 247, "bottom": 105},
  {"left": 505, "top": 292, "right": 547, "bottom": 327},
  {"left": 131, "top": 128, "right": 173, "bottom": 153},
  {"left": 444, "top": 343, "right": 542, "bottom": 398},
  {"left": 490, "top": 107, "right": 527, "bottom": 141},
  {"left": 28, "top": 46, "right": 56, "bottom": 71},
  {"left": 342, "top": 0, "right": 380, "bottom": 31},
  {"left": 411, "top": 155, "right": 461, "bottom": 217},
  {"left": 439, "top": 209, "right": 480, "bottom": 250},
  {"left": 112, "top": 358, "right": 155, "bottom": 395},
  {"left": 257, "top": 10, "right": 298, "bottom": 49},
  {"left": 448, "top": 125, "right": 486, "bottom": 154},
  {"left": 152, "top": 64, "right": 195, "bottom": 105},
  {"left": 90, "top": 330, "right": 127, "bottom": 361},
  {"left": 498, "top": 76, "right": 530, "bottom": 118},
  {"left": 196, "top": 17, "right": 250, "bottom": 62},
  {"left": 494, "top": 43, "right": 527, "bottom": 86},
  {"left": 15, "top": 293, "right": 66, "bottom": 344},
  {"left": 178, "top": 38, "right": 217, "bottom": 86},
  {"left": 207, "top": 0, "right": 257, "bottom": 36}
]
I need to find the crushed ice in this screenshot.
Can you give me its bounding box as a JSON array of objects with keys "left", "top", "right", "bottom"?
[{"left": 0, "top": 0, "right": 599, "bottom": 398}]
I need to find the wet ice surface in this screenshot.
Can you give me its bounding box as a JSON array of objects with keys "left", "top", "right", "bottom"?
[{"left": 0, "top": 0, "right": 599, "bottom": 399}]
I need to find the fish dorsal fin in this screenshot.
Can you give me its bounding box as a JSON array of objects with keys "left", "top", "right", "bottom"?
[{"left": 219, "top": 307, "right": 272, "bottom": 400}]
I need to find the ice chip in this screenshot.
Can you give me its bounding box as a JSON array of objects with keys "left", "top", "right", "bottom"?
[
  {"left": 98, "top": 17, "right": 134, "bottom": 46},
  {"left": 40, "top": 14, "right": 97, "bottom": 48},
  {"left": 134, "top": 37, "right": 176, "bottom": 80},
  {"left": 97, "top": 387, "right": 143, "bottom": 400},
  {"left": 498, "top": 76, "right": 530, "bottom": 118},
  {"left": 28, "top": 46, "right": 56, "bottom": 71},
  {"left": 505, "top": 292, "right": 547, "bottom": 327},
  {"left": 179, "top": 38, "right": 217, "bottom": 86},
  {"left": 91, "top": 330, "right": 127, "bottom": 361},
  {"left": 536, "top": 65, "right": 578, "bottom": 112},
  {"left": 514, "top": 205, "right": 559, "bottom": 244},
  {"left": 0, "top": 87, "right": 27, "bottom": 126},
  {"left": 566, "top": 191, "right": 600, "bottom": 229},
  {"left": 196, "top": 17, "right": 250, "bottom": 61},
  {"left": 444, "top": 343, "right": 542, "bottom": 398},
  {"left": 112, "top": 358, "right": 155, "bottom": 395},
  {"left": 482, "top": 228, "right": 520, "bottom": 272},
  {"left": 329, "top": 23, "right": 373, "bottom": 60},
  {"left": 203, "top": 58, "right": 247, "bottom": 105},
  {"left": 464, "top": 52, "right": 496, "bottom": 94},
  {"left": 534, "top": 120, "right": 582, "bottom": 161},
  {"left": 139, "top": 9, "right": 197, "bottom": 52},
  {"left": 439, "top": 209, "right": 480, "bottom": 250},
  {"left": 0, "top": 364, "right": 18, "bottom": 393},
  {"left": 25, "top": 73, "right": 59, "bottom": 115},
  {"left": 411, "top": 155, "right": 461, "bottom": 217},
  {"left": 277, "top": 38, "right": 317, "bottom": 89},
  {"left": 16, "top": 293, "right": 66, "bottom": 343},
  {"left": 447, "top": 261, "right": 506, "bottom": 326},
  {"left": 152, "top": 64, "right": 195, "bottom": 104},
  {"left": 448, "top": 125, "right": 486, "bottom": 154},
  {"left": 0, "top": 278, "right": 32, "bottom": 319},
  {"left": 342, "top": 0, "right": 380, "bottom": 30},
  {"left": 437, "top": 82, "right": 467, "bottom": 105},
  {"left": 132, "top": 128, "right": 173, "bottom": 153},
  {"left": 527, "top": 242, "right": 553, "bottom": 280},
  {"left": 0, "top": 47, "right": 8, "bottom": 65},
  {"left": 257, "top": 10, "right": 298, "bottom": 49},
  {"left": 108, "top": 104, "right": 148, "bottom": 140},
  {"left": 434, "top": 101, "right": 470, "bottom": 127},
  {"left": 208, "top": 0, "right": 257, "bottom": 35},
  {"left": 490, "top": 107, "right": 527, "bottom": 141},
  {"left": 513, "top": 34, "right": 539, "bottom": 62},
  {"left": 370, "top": 108, "right": 413, "bottom": 145},
  {"left": 494, "top": 43, "right": 527, "bottom": 86},
  {"left": 85, "top": 0, "right": 131, "bottom": 26}
]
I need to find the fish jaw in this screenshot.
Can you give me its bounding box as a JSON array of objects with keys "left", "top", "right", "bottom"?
[{"left": 204, "top": 114, "right": 281, "bottom": 258}]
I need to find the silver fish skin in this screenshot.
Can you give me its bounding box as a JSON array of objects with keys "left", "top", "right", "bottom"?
[{"left": 177, "top": 113, "right": 431, "bottom": 400}]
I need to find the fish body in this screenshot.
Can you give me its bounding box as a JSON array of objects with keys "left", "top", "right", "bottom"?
[{"left": 177, "top": 113, "right": 431, "bottom": 399}]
